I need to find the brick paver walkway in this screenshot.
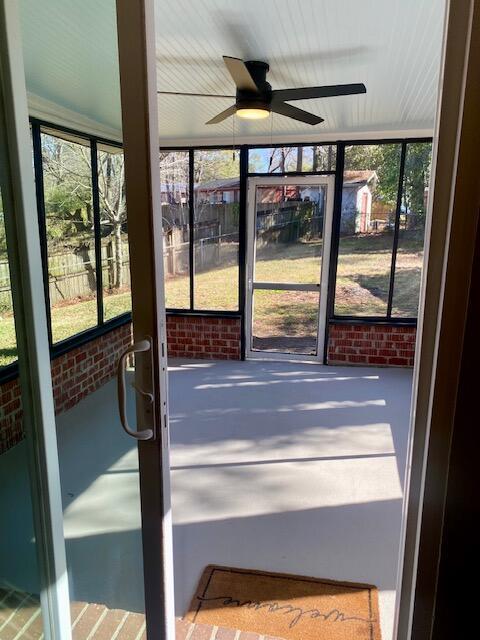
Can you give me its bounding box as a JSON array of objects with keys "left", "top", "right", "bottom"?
[{"left": 0, "top": 587, "right": 285, "bottom": 640}]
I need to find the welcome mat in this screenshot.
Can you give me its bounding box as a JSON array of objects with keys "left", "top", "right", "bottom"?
[{"left": 185, "top": 566, "right": 382, "bottom": 640}]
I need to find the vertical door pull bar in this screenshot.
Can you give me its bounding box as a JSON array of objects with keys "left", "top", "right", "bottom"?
[{"left": 117, "top": 338, "right": 154, "bottom": 440}]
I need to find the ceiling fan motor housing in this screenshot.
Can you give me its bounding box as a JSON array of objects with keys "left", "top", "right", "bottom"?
[
  {"left": 237, "top": 60, "right": 272, "bottom": 111},
  {"left": 202, "top": 55, "right": 365, "bottom": 125}
]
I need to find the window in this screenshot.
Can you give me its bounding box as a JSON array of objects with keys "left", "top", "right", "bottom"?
[
  {"left": 0, "top": 190, "right": 17, "bottom": 368},
  {"left": 248, "top": 145, "right": 336, "bottom": 173},
  {"left": 391, "top": 142, "right": 432, "bottom": 317},
  {"left": 334, "top": 141, "right": 431, "bottom": 319},
  {"left": 41, "top": 130, "right": 97, "bottom": 343},
  {"left": 335, "top": 144, "right": 402, "bottom": 316},
  {"left": 160, "top": 151, "right": 190, "bottom": 309},
  {"left": 12, "top": 128, "right": 431, "bottom": 364},
  {"left": 97, "top": 144, "right": 131, "bottom": 320},
  {"left": 194, "top": 150, "right": 240, "bottom": 310}
]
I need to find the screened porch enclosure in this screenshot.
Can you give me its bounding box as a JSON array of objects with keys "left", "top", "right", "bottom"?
[
  {"left": 0, "top": 1, "right": 447, "bottom": 640},
  {"left": 0, "top": 136, "right": 431, "bottom": 373}
]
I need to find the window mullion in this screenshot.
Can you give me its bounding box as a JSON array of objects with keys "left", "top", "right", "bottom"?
[
  {"left": 188, "top": 149, "right": 194, "bottom": 310},
  {"left": 31, "top": 122, "right": 53, "bottom": 347},
  {"left": 387, "top": 141, "right": 407, "bottom": 318},
  {"left": 90, "top": 139, "right": 104, "bottom": 325}
]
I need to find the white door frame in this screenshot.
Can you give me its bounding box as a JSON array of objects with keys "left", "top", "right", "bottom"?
[
  {"left": 115, "top": 2, "right": 175, "bottom": 639},
  {"left": 0, "top": 2, "right": 72, "bottom": 638},
  {"left": 245, "top": 175, "right": 334, "bottom": 362}
]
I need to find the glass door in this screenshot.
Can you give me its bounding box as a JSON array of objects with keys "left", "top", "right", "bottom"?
[
  {"left": 246, "top": 176, "right": 334, "bottom": 360},
  {"left": 1, "top": 1, "right": 174, "bottom": 639}
]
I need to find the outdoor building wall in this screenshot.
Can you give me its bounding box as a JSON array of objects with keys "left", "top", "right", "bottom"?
[
  {"left": 0, "top": 314, "right": 241, "bottom": 455},
  {"left": 327, "top": 322, "right": 416, "bottom": 367}
]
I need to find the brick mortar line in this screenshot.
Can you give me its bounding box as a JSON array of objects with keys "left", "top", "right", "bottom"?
[
  {"left": 133, "top": 620, "right": 146, "bottom": 640},
  {"left": 12, "top": 606, "right": 42, "bottom": 640},
  {"left": 71, "top": 603, "right": 89, "bottom": 630},
  {"left": 185, "top": 622, "right": 196, "bottom": 640},
  {"left": 110, "top": 611, "right": 130, "bottom": 640},
  {"left": 0, "top": 594, "right": 32, "bottom": 632},
  {"left": 86, "top": 607, "right": 109, "bottom": 640}
]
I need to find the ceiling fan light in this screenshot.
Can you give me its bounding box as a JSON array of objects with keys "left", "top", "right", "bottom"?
[{"left": 236, "top": 107, "right": 270, "bottom": 120}]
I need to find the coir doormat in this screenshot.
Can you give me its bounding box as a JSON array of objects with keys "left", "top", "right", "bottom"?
[{"left": 185, "top": 566, "right": 381, "bottom": 640}]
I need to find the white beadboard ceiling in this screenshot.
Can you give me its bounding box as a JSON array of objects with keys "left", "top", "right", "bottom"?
[{"left": 20, "top": 0, "right": 446, "bottom": 145}]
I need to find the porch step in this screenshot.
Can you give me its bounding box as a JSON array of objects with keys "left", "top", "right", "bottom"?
[{"left": 0, "top": 587, "right": 286, "bottom": 640}]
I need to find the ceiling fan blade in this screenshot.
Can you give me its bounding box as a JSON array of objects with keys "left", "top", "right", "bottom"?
[
  {"left": 271, "top": 102, "right": 324, "bottom": 125},
  {"left": 206, "top": 105, "right": 237, "bottom": 125},
  {"left": 158, "top": 91, "right": 235, "bottom": 98},
  {"left": 223, "top": 56, "right": 259, "bottom": 92},
  {"left": 272, "top": 83, "right": 366, "bottom": 102}
]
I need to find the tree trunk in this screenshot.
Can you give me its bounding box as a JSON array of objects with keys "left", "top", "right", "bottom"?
[
  {"left": 75, "top": 243, "right": 97, "bottom": 293},
  {"left": 113, "top": 222, "right": 123, "bottom": 289},
  {"left": 296, "top": 146, "right": 303, "bottom": 172}
]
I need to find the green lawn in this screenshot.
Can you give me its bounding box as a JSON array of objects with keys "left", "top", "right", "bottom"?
[
  {"left": 0, "top": 231, "right": 423, "bottom": 367},
  {"left": 0, "top": 291, "right": 132, "bottom": 367},
  {"left": 336, "top": 231, "right": 424, "bottom": 316}
]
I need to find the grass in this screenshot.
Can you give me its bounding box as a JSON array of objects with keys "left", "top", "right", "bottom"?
[
  {"left": 0, "top": 231, "right": 423, "bottom": 366},
  {"left": 0, "top": 291, "right": 132, "bottom": 367}
]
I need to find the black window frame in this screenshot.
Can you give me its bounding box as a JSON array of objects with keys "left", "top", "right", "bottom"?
[
  {"left": 328, "top": 138, "right": 433, "bottom": 326},
  {"left": 31, "top": 119, "right": 132, "bottom": 356},
  {"left": 161, "top": 146, "right": 244, "bottom": 317},
  {"left": 0, "top": 128, "right": 432, "bottom": 383}
]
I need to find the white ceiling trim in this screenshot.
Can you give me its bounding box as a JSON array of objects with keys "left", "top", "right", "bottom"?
[
  {"left": 158, "top": 128, "right": 434, "bottom": 148},
  {"left": 28, "top": 93, "right": 432, "bottom": 146},
  {"left": 27, "top": 93, "right": 122, "bottom": 142}
]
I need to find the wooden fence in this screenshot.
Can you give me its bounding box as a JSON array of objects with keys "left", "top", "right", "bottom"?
[{"left": 0, "top": 224, "right": 239, "bottom": 312}]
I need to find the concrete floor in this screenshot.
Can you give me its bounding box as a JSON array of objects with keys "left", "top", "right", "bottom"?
[{"left": 1, "top": 359, "right": 413, "bottom": 640}]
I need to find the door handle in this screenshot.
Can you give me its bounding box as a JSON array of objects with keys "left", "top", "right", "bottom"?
[{"left": 117, "top": 337, "right": 155, "bottom": 441}]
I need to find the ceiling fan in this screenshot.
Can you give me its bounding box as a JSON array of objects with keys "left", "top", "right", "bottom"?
[{"left": 157, "top": 56, "right": 366, "bottom": 126}]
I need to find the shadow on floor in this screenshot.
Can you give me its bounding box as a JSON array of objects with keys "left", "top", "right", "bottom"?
[{"left": 0, "top": 359, "right": 413, "bottom": 640}]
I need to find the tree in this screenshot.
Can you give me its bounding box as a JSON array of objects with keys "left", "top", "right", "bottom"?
[
  {"left": 194, "top": 149, "right": 239, "bottom": 183},
  {"left": 159, "top": 151, "right": 189, "bottom": 234},
  {"left": 41, "top": 135, "right": 130, "bottom": 295},
  {"left": 41, "top": 135, "right": 97, "bottom": 293},
  {"left": 194, "top": 150, "right": 239, "bottom": 225},
  {"left": 97, "top": 150, "right": 127, "bottom": 289},
  {"left": 402, "top": 143, "right": 432, "bottom": 225},
  {"left": 345, "top": 143, "right": 432, "bottom": 225}
]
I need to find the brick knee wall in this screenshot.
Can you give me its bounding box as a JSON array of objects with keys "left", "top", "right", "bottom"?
[
  {"left": 327, "top": 322, "right": 416, "bottom": 367},
  {"left": 0, "top": 323, "right": 133, "bottom": 455},
  {"left": 166, "top": 315, "right": 241, "bottom": 360},
  {"left": 1, "top": 317, "right": 413, "bottom": 454},
  {"left": 0, "top": 314, "right": 241, "bottom": 455}
]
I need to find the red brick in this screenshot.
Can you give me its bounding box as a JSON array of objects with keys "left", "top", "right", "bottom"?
[
  {"left": 190, "top": 623, "right": 216, "bottom": 639},
  {"left": 348, "top": 354, "right": 368, "bottom": 363},
  {"left": 328, "top": 322, "right": 416, "bottom": 367},
  {"left": 214, "top": 627, "right": 237, "bottom": 639},
  {"left": 1, "top": 315, "right": 240, "bottom": 454},
  {"left": 378, "top": 349, "right": 397, "bottom": 357},
  {"left": 175, "top": 618, "right": 193, "bottom": 639}
]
